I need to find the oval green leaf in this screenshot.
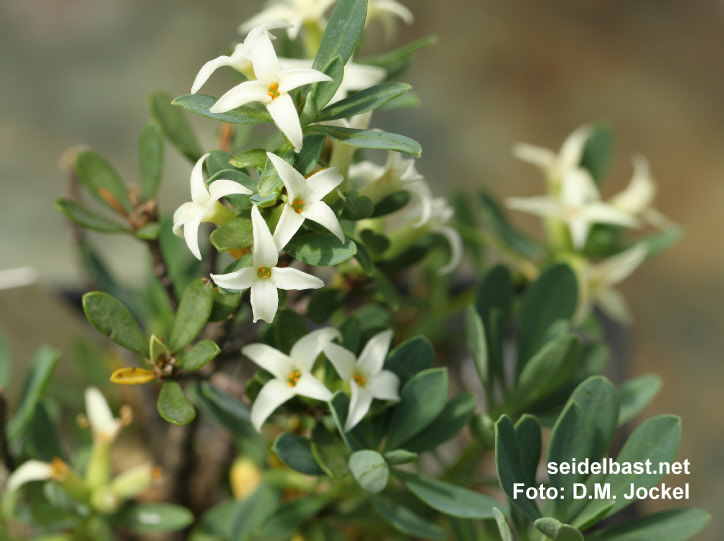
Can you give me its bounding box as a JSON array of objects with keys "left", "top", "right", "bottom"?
[
  {"left": 157, "top": 381, "right": 196, "bottom": 426},
  {"left": 168, "top": 278, "right": 214, "bottom": 352},
  {"left": 82, "top": 292, "right": 147, "bottom": 356}
]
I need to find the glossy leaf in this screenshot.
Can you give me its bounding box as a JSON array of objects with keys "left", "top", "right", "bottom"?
[
  {"left": 317, "top": 83, "right": 411, "bottom": 122},
  {"left": 168, "top": 278, "right": 214, "bottom": 352},
  {"left": 273, "top": 433, "right": 325, "bottom": 476},
  {"left": 349, "top": 450, "right": 389, "bottom": 494},
  {"left": 139, "top": 119, "right": 164, "bottom": 200},
  {"left": 310, "top": 125, "right": 422, "bottom": 158},
  {"left": 54, "top": 199, "right": 130, "bottom": 234},
  {"left": 172, "top": 94, "right": 272, "bottom": 125},
  {"left": 305, "top": 56, "right": 345, "bottom": 119},
  {"left": 285, "top": 234, "right": 357, "bottom": 266},
  {"left": 177, "top": 340, "right": 220, "bottom": 371},
  {"left": 295, "top": 133, "right": 327, "bottom": 175},
  {"left": 149, "top": 92, "right": 202, "bottom": 161},
  {"left": 370, "top": 190, "right": 411, "bottom": 218},
  {"left": 313, "top": 0, "right": 367, "bottom": 71},
  {"left": 230, "top": 148, "right": 268, "bottom": 169},
  {"left": 74, "top": 151, "right": 132, "bottom": 214},
  {"left": 209, "top": 289, "right": 242, "bottom": 322},
  {"left": 618, "top": 374, "right": 662, "bottom": 425},
  {"left": 82, "top": 292, "right": 147, "bottom": 356},
  {"left": 157, "top": 381, "right": 196, "bottom": 426}
]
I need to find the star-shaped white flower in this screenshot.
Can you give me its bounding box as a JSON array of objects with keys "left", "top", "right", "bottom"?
[
  {"left": 209, "top": 30, "right": 332, "bottom": 152},
  {"left": 576, "top": 243, "right": 648, "bottom": 324},
  {"left": 210, "top": 205, "right": 324, "bottom": 323},
  {"left": 266, "top": 152, "right": 344, "bottom": 250},
  {"left": 85, "top": 387, "right": 123, "bottom": 443},
  {"left": 191, "top": 21, "right": 293, "bottom": 94},
  {"left": 323, "top": 330, "right": 400, "bottom": 431},
  {"left": 367, "top": 0, "right": 414, "bottom": 41},
  {"left": 513, "top": 125, "right": 592, "bottom": 184},
  {"left": 242, "top": 328, "right": 340, "bottom": 430},
  {"left": 610, "top": 155, "right": 674, "bottom": 230},
  {"left": 173, "top": 153, "right": 252, "bottom": 260},
  {"left": 239, "top": 0, "right": 337, "bottom": 40},
  {"left": 507, "top": 168, "right": 639, "bottom": 249}
]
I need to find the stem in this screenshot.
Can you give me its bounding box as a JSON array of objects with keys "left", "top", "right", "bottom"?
[
  {"left": 0, "top": 391, "right": 15, "bottom": 472},
  {"left": 147, "top": 238, "right": 178, "bottom": 310}
]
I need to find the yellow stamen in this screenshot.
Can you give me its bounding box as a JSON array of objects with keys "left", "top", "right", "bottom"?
[
  {"left": 291, "top": 198, "right": 305, "bottom": 214},
  {"left": 51, "top": 458, "right": 69, "bottom": 481},
  {"left": 257, "top": 267, "right": 272, "bottom": 279},
  {"left": 287, "top": 370, "right": 302, "bottom": 387},
  {"left": 268, "top": 83, "right": 280, "bottom": 100},
  {"left": 353, "top": 374, "right": 366, "bottom": 386}
]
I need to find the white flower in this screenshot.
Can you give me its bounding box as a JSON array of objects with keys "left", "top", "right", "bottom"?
[
  {"left": 85, "top": 387, "right": 123, "bottom": 443},
  {"left": 191, "top": 21, "right": 293, "bottom": 94},
  {"left": 239, "top": 0, "right": 337, "bottom": 40},
  {"left": 408, "top": 195, "right": 463, "bottom": 275},
  {"left": 367, "top": 0, "right": 414, "bottom": 40},
  {"left": 507, "top": 168, "right": 639, "bottom": 249},
  {"left": 5, "top": 460, "right": 54, "bottom": 493},
  {"left": 513, "top": 125, "right": 592, "bottom": 184},
  {"left": 576, "top": 243, "right": 648, "bottom": 324},
  {"left": 323, "top": 330, "right": 400, "bottom": 431},
  {"left": 352, "top": 151, "right": 433, "bottom": 226},
  {"left": 267, "top": 152, "right": 344, "bottom": 250},
  {"left": 210, "top": 27, "right": 332, "bottom": 152},
  {"left": 210, "top": 205, "right": 324, "bottom": 323},
  {"left": 242, "top": 328, "right": 340, "bottom": 430},
  {"left": 173, "top": 153, "right": 252, "bottom": 260},
  {"left": 610, "top": 155, "right": 674, "bottom": 230}
]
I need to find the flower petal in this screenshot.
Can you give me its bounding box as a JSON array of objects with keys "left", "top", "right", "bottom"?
[
  {"left": 278, "top": 68, "right": 332, "bottom": 94},
  {"left": 512, "top": 143, "right": 556, "bottom": 172},
  {"left": 267, "top": 93, "right": 303, "bottom": 152},
  {"left": 610, "top": 154, "right": 656, "bottom": 215},
  {"left": 594, "top": 243, "right": 648, "bottom": 286},
  {"left": 357, "top": 329, "right": 393, "bottom": 376},
  {"left": 208, "top": 179, "right": 253, "bottom": 204},
  {"left": 210, "top": 266, "right": 256, "bottom": 291},
  {"left": 273, "top": 204, "right": 306, "bottom": 250},
  {"left": 85, "top": 387, "right": 119, "bottom": 441},
  {"left": 561, "top": 168, "right": 599, "bottom": 207},
  {"left": 294, "top": 372, "right": 333, "bottom": 401},
  {"left": 250, "top": 279, "right": 279, "bottom": 323},
  {"left": 584, "top": 202, "right": 639, "bottom": 229},
  {"left": 190, "top": 153, "right": 211, "bottom": 204},
  {"left": 239, "top": 10, "right": 296, "bottom": 35},
  {"left": 558, "top": 124, "right": 592, "bottom": 176},
  {"left": 183, "top": 208, "right": 205, "bottom": 260},
  {"left": 271, "top": 267, "right": 324, "bottom": 290},
  {"left": 290, "top": 328, "right": 343, "bottom": 370},
  {"left": 303, "top": 167, "right": 344, "bottom": 203},
  {"left": 209, "top": 80, "right": 270, "bottom": 114},
  {"left": 322, "top": 342, "right": 356, "bottom": 381},
  {"left": 172, "top": 203, "right": 193, "bottom": 237},
  {"left": 506, "top": 196, "right": 560, "bottom": 218},
  {"left": 241, "top": 343, "right": 292, "bottom": 380},
  {"left": 345, "top": 383, "right": 374, "bottom": 431},
  {"left": 301, "top": 201, "right": 345, "bottom": 242},
  {"left": 567, "top": 215, "right": 590, "bottom": 250},
  {"left": 251, "top": 205, "right": 279, "bottom": 269},
  {"left": 250, "top": 32, "right": 281, "bottom": 84},
  {"left": 191, "top": 55, "right": 236, "bottom": 94},
  {"left": 597, "top": 287, "right": 634, "bottom": 324},
  {"left": 5, "top": 460, "right": 53, "bottom": 493},
  {"left": 250, "top": 379, "right": 296, "bottom": 431},
  {"left": 369, "top": 0, "right": 414, "bottom": 24},
  {"left": 407, "top": 180, "right": 433, "bottom": 227},
  {"left": 437, "top": 224, "right": 463, "bottom": 275},
  {"left": 266, "top": 151, "right": 306, "bottom": 201},
  {"left": 368, "top": 370, "right": 400, "bottom": 401}
]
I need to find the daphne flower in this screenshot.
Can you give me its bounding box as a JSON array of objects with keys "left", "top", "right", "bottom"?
[
  {"left": 211, "top": 205, "right": 324, "bottom": 323},
  {"left": 239, "top": 0, "right": 336, "bottom": 40},
  {"left": 173, "top": 153, "right": 252, "bottom": 260},
  {"left": 242, "top": 328, "right": 340, "bottom": 430},
  {"left": 85, "top": 387, "right": 123, "bottom": 443},
  {"left": 416, "top": 196, "right": 463, "bottom": 274},
  {"left": 513, "top": 125, "right": 592, "bottom": 184},
  {"left": 367, "top": 0, "right": 414, "bottom": 40},
  {"left": 507, "top": 168, "right": 638, "bottom": 249},
  {"left": 266, "top": 152, "right": 344, "bottom": 249},
  {"left": 576, "top": 243, "right": 648, "bottom": 324},
  {"left": 610, "top": 155, "right": 674, "bottom": 230},
  {"left": 209, "top": 29, "right": 332, "bottom": 152},
  {"left": 191, "top": 21, "right": 293, "bottom": 94},
  {"left": 323, "top": 330, "right": 399, "bottom": 431},
  {"left": 5, "top": 460, "right": 56, "bottom": 493}
]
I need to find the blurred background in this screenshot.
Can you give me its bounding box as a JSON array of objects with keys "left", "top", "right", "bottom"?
[{"left": 1, "top": 0, "right": 721, "bottom": 537}]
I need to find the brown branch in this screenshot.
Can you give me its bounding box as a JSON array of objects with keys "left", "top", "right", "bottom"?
[{"left": 0, "top": 390, "right": 16, "bottom": 473}]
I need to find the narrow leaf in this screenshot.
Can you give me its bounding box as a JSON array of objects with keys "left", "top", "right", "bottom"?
[
  {"left": 149, "top": 92, "right": 202, "bottom": 161},
  {"left": 139, "top": 119, "right": 164, "bottom": 200},
  {"left": 173, "top": 94, "right": 272, "bottom": 125},
  {"left": 309, "top": 125, "right": 422, "bottom": 158}
]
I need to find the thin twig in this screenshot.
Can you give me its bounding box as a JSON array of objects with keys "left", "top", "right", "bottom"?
[
  {"left": 0, "top": 390, "right": 16, "bottom": 472},
  {"left": 148, "top": 238, "right": 179, "bottom": 310}
]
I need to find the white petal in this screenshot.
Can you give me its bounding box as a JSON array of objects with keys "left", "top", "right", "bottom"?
[
  {"left": 610, "top": 154, "right": 656, "bottom": 215},
  {"left": 290, "top": 328, "right": 343, "bottom": 370},
  {"left": 5, "top": 460, "right": 53, "bottom": 493},
  {"left": 597, "top": 287, "right": 635, "bottom": 324},
  {"left": 251, "top": 205, "right": 279, "bottom": 269},
  {"left": 172, "top": 203, "right": 193, "bottom": 237},
  {"left": 241, "top": 343, "right": 292, "bottom": 380},
  {"left": 349, "top": 160, "right": 386, "bottom": 184},
  {"left": 301, "top": 201, "right": 345, "bottom": 242},
  {"left": 192, "top": 55, "right": 236, "bottom": 94},
  {"left": 250, "top": 32, "right": 282, "bottom": 84},
  {"left": 561, "top": 168, "right": 599, "bottom": 207},
  {"left": 406, "top": 180, "right": 433, "bottom": 227},
  {"left": 357, "top": 329, "right": 393, "bottom": 376},
  {"left": 250, "top": 379, "right": 296, "bottom": 431},
  {"left": 209, "top": 80, "right": 270, "bottom": 114},
  {"left": 557, "top": 125, "right": 592, "bottom": 175},
  {"left": 595, "top": 244, "right": 648, "bottom": 286},
  {"left": 207, "top": 179, "right": 253, "bottom": 204},
  {"left": 190, "top": 153, "right": 211, "bottom": 204},
  {"left": 567, "top": 215, "right": 590, "bottom": 250},
  {"left": 584, "top": 203, "right": 640, "bottom": 229},
  {"left": 271, "top": 267, "right": 324, "bottom": 290},
  {"left": 345, "top": 383, "right": 374, "bottom": 431},
  {"left": 437, "top": 224, "right": 463, "bottom": 275},
  {"left": 85, "top": 387, "right": 119, "bottom": 440},
  {"left": 506, "top": 196, "right": 560, "bottom": 218},
  {"left": 322, "top": 342, "right": 357, "bottom": 381},
  {"left": 267, "top": 151, "right": 307, "bottom": 201},
  {"left": 278, "top": 68, "right": 332, "bottom": 94},
  {"left": 367, "top": 370, "right": 400, "bottom": 401},
  {"left": 369, "top": 0, "right": 414, "bottom": 24},
  {"left": 303, "top": 167, "right": 344, "bottom": 203},
  {"left": 512, "top": 143, "right": 556, "bottom": 172},
  {"left": 273, "top": 204, "right": 306, "bottom": 250},
  {"left": 183, "top": 209, "right": 205, "bottom": 260},
  {"left": 250, "top": 279, "right": 279, "bottom": 323},
  {"left": 210, "top": 266, "right": 257, "bottom": 291},
  {"left": 267, "top": 93, "right": 303, "bottom": 152},
  {"left": 239, "top": 10, "right": 295, "bottom": 35},
  {"left": 280, "top": 58, "right": 313, "bottom": 70},
  {"left": 294, "top": 372, "right": 333, "bottom": 401},
  {"left": 244, "top": 20, "right": 295, "bottom": 42}
]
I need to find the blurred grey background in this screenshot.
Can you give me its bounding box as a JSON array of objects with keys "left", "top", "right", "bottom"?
[{"left": 1, "top": 0, "right": 722, "bottom": 537}]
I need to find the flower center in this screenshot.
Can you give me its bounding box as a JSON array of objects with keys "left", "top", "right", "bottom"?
[
  {"left": 51, "top": 458, "right": 69, "bottom": 481},
  {"left": 352, "top": 373, "right": 366, "bottom": 386},
  {"left": 287, "top": 370, "right": 302, "bottom": 387},
  {"left": 268, "top": 83, "right": 281, "bottom": 100},
  {"left": 257, "top": 267, "right": 272, "bottom": 279},
  {"left": 291, "top": 198, "right": 305, "bottom": 214}
]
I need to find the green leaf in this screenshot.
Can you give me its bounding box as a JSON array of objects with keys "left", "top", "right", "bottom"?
[
  {"left": 384, "top": 449, "right": 418, "bottom": 465},
  {"left": 317, "top": 83, "right": 411, "bottom": 122},
  {"left": 230, "top": 148, "right": 268, "bottom": 169},
  {"left": 305, "top": 56, "right": 345, "bottom": 118},
  {"left": 135, "top": 222, "right": 161, "bottom": 240},
  {"left": 362, "top": 36, "right": 438, "bottom": 76},
  {"left": 258, "top": 496, "right": 328, "bottom": 537},
  {"left": 349, "top": 450, "right": 389, "bottom": 494},
  {"left": 313, "top": 0, "right": 367, "bottom": 71},
  {"left": 570, "top": 376, "right": 619, "bottom": 460},
  {"left": 584, "top": 508, "right": 710, "bottom": 541},
  {"left": 74, "top": 151, "right": 133, "bottom": 214},
  {"left": 210, "top": 215, "right": 254, "bottom": 251},
  {"left": 370, "top": 190, "right": 411, "bottom": 218},
  {"left": 394, "top": 469, "right": 499, "bottom": 519},
  {"left": 534, "top": 517, "right": 583, "bottom": 541},
  {"left": 168, "top": 278, "right": 214, "bottom": 352},
  {"left": 465, "top": 306, "right": 489, "bottom": 389},
  {"left": 118, "top": 503, "right": 194, "bottom": 534},
  {"left": 494, "top": 415, "right": 541, "bottom": 520},
  {"left": 273, "top": 309, "right": 308, "bottom": 354},
  {"left": 327, "top": 392, "right": 367, "bottom": 451},
  {"left": 618, "top": 374, "right": 662, "bottom": 425},
  {"left": 478, "top": 190, "right": 543, "bottom": 259},
  {"left": 493, "top": 508, "right": 514, "bottom": 541},
  {"left": 230, "top": 482, "right": 280, "bottom": 541},
  {"left": 172, "top": 94, "right": 272, "bottom": 125},
  {"left": 295, "top": 133, "right": 327, "bottom": 175},
  {"left": 310, "top": 125, "right": 422, "bottom": 158},
  {"left": 342, "top": 191, "right": 374, "bottom": 220},
  {"left": 476, "top": 264, "right": 513, "bottom": 328},
  {"left": 383, "top": 336, "right": 433, "bottom": 385},
  {"left": 310, "top": 423, "right": 349, "bottom": 478},
  {"left": 580, "top": 124, "right": 613, "bottom": 185},
  {"left": 177, "top": 340, "right": 220, "bottom": 371},
  {"left": 209, "top": 289, "right": 242, "bottom": 323},
  {"left": 371, "top": 496, "right": 445, "bottom": 540},
  {"left": 149, "top": 92, "right": 202, "bottom": 161},
  {"left": 307, "top": 288, "right": 344, "bottom": 323},
  {"left": 273, "top": 433, "right": 325, "bottom": 476},
  {"left": 54, "top": 199, "right": 130, "bottom": 234},
  {"left": 82, "top": 292, "right": 147, "bottom": 356},
  {"left": 386, "top": 368, "right": 448, "bottom": 450},
  {"left": 27, "top": 402, "right": 64, "bottom": 462},
  {"left": 194, "top": 381, "right": 252, "bottom": 433},
  {"left": 400, "top": 393, "right": 476, "bottom": 454},
  {"left": 622, "top": 226, "right": 683, "bottom": 259},
  {"left": 0, "top": 334, "right": 10, "bottom": 388},
  {"left": 157, "top": 381, "right": 196, "bottom": 426},
  {"left": 139, "top": 119, "right": 164, "bottom": 200},
  {"left": 285, "top": 233, "right": 357, "bottom": 266},
  {"left": 360, "top": 229, "right": 390, "bottom": 254},
  {"left": 516, "top": 264, "right": 578, "bottom": 374},
  {"left": 7, "top": 346, "right": 59, "bottom": 441}
]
